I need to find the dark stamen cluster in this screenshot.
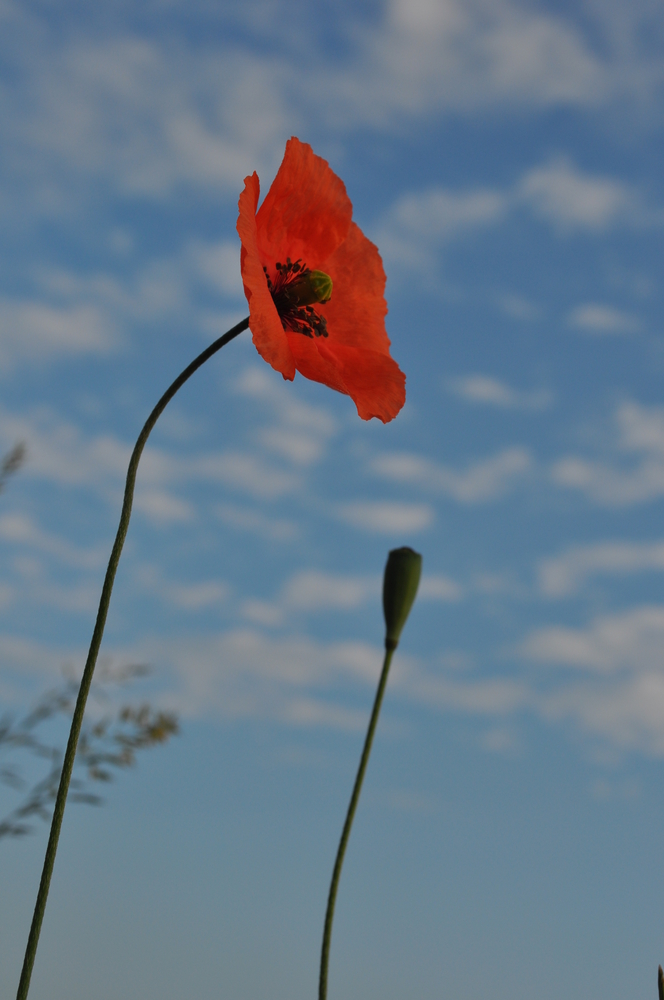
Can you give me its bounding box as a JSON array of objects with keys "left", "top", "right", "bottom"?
[{"left": 263, "top": 258, "right": 329, "bottom": 339}]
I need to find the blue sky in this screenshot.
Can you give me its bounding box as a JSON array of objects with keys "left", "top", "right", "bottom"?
[{"left": 1, "top": 0, "right": 664, "bottom": 997}]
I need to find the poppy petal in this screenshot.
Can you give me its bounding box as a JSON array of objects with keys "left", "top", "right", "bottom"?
[
  {"left": 320, "top": 342, "right": 406, "bottom": 423},
  {"left": 286, "top": 332, "right": 349, "bottom": 398},
  {"left": 237, "top": 171, "right": 295, "bottom": 380},
  {"left": 287, "top": 334, "right": 406, "bottom": 424},
  {"left": 256, "top": 138, "right": 353, "bottom": 271},
  {"left": 323, "top": 222, "right": 392, "bottom": 356}
]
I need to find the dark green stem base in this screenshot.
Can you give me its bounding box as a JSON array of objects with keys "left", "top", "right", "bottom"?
[
  {"left": 16, "top": 317, "right": 249, "bottom": 1000},
  {"left": 318, "top": 640, "right": 397, "bottom": 1000}
]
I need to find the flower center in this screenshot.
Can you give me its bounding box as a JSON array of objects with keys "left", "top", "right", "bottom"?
[{"left": 263, "top": 258, "right": 332, "bottom": 339}]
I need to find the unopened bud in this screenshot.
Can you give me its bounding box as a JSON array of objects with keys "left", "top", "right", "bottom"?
[
  {"left": 382, "top": 547, "right": 422, "bottom": 650},
  {"left": 284, "top": 270, "right": 333, "bottom": 307}
]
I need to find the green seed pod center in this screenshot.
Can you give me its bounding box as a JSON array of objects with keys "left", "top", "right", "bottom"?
[{"left": 283, "top": 269, "right": 333, "bottom": 307}]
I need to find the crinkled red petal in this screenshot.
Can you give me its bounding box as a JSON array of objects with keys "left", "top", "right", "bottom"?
[
  {"left": 237, "top": 170, "right": 295, "bottom": 380},
  {"left": 287, "top": 335, "right": 406, "bottom": 423},
  {"left": 255, "top": 138, "right": 352, "bottom": 273},
  {"left": 322, "top": 222, "right": 391, "bottom": 353}
]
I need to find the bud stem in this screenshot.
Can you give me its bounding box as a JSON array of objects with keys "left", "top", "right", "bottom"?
[{"left": 318, "top": 641, "right": 396, "bottom": 1000}]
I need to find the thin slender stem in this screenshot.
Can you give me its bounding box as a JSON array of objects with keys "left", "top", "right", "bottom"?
[
  {"left": 318, "top": 639, "right": 397, "bottom": 1000},
  {"left": 16, "top": 316, "right": 249, "bottom": 1000}
]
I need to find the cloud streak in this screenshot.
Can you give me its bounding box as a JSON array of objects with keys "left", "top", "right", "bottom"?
[
  {"left": 371, "top": 447, "right": 531, "bottom": 502},
  {"left": 552, "top": 402, "right": 664, "bottom": 506},
  {"left": 1, "top": 0, "right": 661, "bottom": 219},
  {"left": 450, "top": 374, "right": 552, "bottom": 410},
  {"left": 376, "top": 157, "right": 659, "bottom": 275},
  {"left": 539, "top": 539, "right": 664, "bottom": 597}
]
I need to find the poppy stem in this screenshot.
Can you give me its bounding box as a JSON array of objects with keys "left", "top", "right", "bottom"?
[
  {"left": 16, "top": 316, "right": 250, "bottom": 1000},
  {"left": 318, "top": 640, "right": 396, "bottom": 1000}
]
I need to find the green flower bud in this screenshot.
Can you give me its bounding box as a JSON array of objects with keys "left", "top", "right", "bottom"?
[
  {"left": 382, "top": 547, "right": 422, "bottom": 650},
  {"left": 284, "top": 269, "right": 333, "bottom": 307}
]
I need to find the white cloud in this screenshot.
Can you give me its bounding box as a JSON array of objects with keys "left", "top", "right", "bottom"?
[
  {"left": 552, "top": 401, "right": 664, "bottom": 506},
  {"left": 97, "top": 624, "right": 526, "bottom": 729},
  {"left": 214, "top": 504, "right": 299, "bottom": 541},
  {"left": 0, "top": 623, "right": 388, "bottom": 724},
  {"left": 336, "top": 501, "right": 435, "bottom": 533},
  {"left": 376, "top": 158, "right": 657, "bottom": 281},
  {"left": 497, "top": 294, "right": 540, "bottom": 321},
  {"left": 418, "top": 574, "right": 464, "bottom": 601},
  {"left": 450, "top": 374, "right": 552, "bottom": 410},
  {"left": 0, "top": 583, "right": 14, "bottom": 609},
  {"left": 26, "top": 239, "right": 246, "bottom": 358},
  {"left": 280, "top": 569, "right": 463, "bottom": 610},
  {"left": 148, "top": 628, "right": 387, "bottom": 720},
  {"left": 0, "top": 299, "right": 116, "bottom": 369},
  {"left": 4, "top": 0, "right": 655, "bottom": 219},
  {"left": 3, "top": 34, "right": 290, "bottom": 203},
  {"left": 0, "top": 404, "right": 301, "bottom": 503},
  {"left": 279, "top": 698, "right": 371, "bottom": 730},
  {"left": 0, "top": 636, "right": 74, "bottom": 687},
  {"left": 539, "top": 540, "right": 664, "bottom": 597},
  {"left": 0, "top": 512, "right": 106, "bottom": 569},
  {"left": 321, "top": 0, "right": 609, "bottom": 127},
  {"left": 552, "top": 455, "right": 664, "bottom": 505},
  {"left": 542, "top": 673, "right": 664, "bottom": 756},
  {"left": 481, "top": 726, "right": 520, "bottom": 753},
  {"left": 236, "top": 366, "right": 337, "bottom": 466},
  {"left": 618, "top": 402, "right": 664, "bottom": 455},
  {"left": 134, "top": 565, "right": 230, "bottom": 610},
  {"left": 187, "top": 239, "right": 244, "bottom": 299},
  {"left": 241, "top": 599, "right": 285, "bottom": 627},
  {"left": 10, "top": 589, "right": 664, "bottom": 756},
  {"left": 164, "top": 581, "right": 230, "bottom": 610},
  {"left": 376, "top": 187, "right": 507, "bottom": 270},
  {"left": 0, "top": 541, "right": 112, "bottom": 615},
  {"left": 520, "top": 605, "right": 664, "bottom": 672},
  {"left": 391, "top": 189, "right": 506, "bottom": 239},
  {"left": 282, "top": 571, "right": 380, "bottom": 611},
  {"left": 186, "top": 452, "right": 299, "bottom": 499},
  {"left": 236, "top": 367, "right": 337, "bottom": 435},
  {"left": 0, "top": 549, "right": 104, "bottom": 613},
  {"left": 385, "top": 789, "right": 438, "bottom": 813},
  {"left": 404, "top": 670, "right": 529, "bottom": 714},
  {"left": 515, "top": 603, "right": 664, "bottom": 753},
  {"left": 242, "top": 568, "right": 462, "bottom": 626},
  {"left": 372, "top": 447, "right": 531, "bottom": 502},
  {"left": 591, "top": 777, "right": 641, "bottom": 801},
  {"left": 257, "top": 428, "right": 327, "bottom": 465},
  {"left": 517, "top": 157, "right": 635, "bottom": 230},
  {"left": 0, "top": 407, "right": 130, "bottom": 491},
  {"left": 567, "top": 303, "right": 641, "bottom": 334},
  {"left": 472, "top": 571, "right": 518, "bottom": 595},
  {"left": 108, "top": 228, "right": 134, "bottom": 255},
  {"left": 133, "top": 490, "right": 194, "bottom": 524}
]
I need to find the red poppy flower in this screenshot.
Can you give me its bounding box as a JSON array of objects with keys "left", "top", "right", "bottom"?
[{"left": 237, "top": 137, "right": 406, "bottom": 423}]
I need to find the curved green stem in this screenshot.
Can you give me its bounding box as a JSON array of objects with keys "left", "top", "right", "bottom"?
[
  {"left": 16, "top": 316, "right": 249, "bottom": 1000},
  {"left": 319, "top": 639, "right": 397, "bottom": 1000}
]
